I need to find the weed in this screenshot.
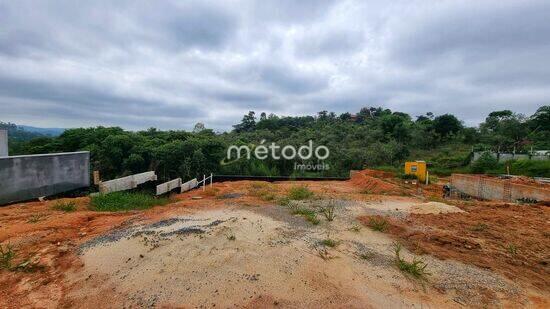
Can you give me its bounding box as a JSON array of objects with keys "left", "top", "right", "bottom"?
[
  {"left": 349, "top": 225, "right": 361, "bottom": 232},
  {"left": 0, "top": 244, "right": 15, "bottom": 270},
  {"left": 470, "top": 223, "right": 488, "bottom": 232},
  {"left": 507, "top": 244, "right": 518, "bottom": 256},
  {"left": 52, "top": 201, "right": 76, "bottom": 212},
  {"left": 287, "top": 185, "right": 314, "bottom": 200},
  {"left": 320, "top": 238, "right": 339, "bottom": 248},
  {"left": 90, "top": 192, "right": 169, "bottom": 212},
  {"left": 368, "top": 217, "right": 388, "bottom": 232},
  {"left": 277, "top": 197, "right": 291, "bottom": 206},
  {"left": 227, "top": 233, "right": 236, "bottom": 241},
  {"left": 393, "top": 243, "right": 429, "bottom": 280},
  {"left": 292, "top": 207, "right": 320, "bottom": 225},
  {"left": 320, "top": 201, "right": 336, "bottom": 221},
  {"left": 27, "top": 214, "right": 45, "bottom": 223}
]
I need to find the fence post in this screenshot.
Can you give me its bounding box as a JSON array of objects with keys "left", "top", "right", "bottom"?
[
  {"left": 210, "top": 173, "right": 213, "bottom": 187},
  {"left": 203, "top": 174, "right": 206, "bottom": 191}
]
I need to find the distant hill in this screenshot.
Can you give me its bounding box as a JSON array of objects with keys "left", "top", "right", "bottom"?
[
  {"left": 17, "top": 125, "right": 65, "bottom": 137},
  {"left": 0, "top": 122, "right": 66, "bottom": 141}
]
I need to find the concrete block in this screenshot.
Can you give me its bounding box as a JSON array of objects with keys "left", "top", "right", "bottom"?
[
  {"left": 99, "top": 171, "right": 157, "bottom": 194},
  {"left": 156, "top": 178, "right": 182, "bottom": 195},
  {"left": 0, "top": 129, "right": 7, "bottom": 157},
  {"left": 0, "top": 151, "right": 90, "bottom": 205},
  {"left": 181, "top": 178, "right": 198, "bottom": 193}
]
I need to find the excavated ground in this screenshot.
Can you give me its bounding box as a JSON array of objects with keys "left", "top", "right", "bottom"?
[{"left": 0, "top": 170, "right": 548, "bottom": 308}]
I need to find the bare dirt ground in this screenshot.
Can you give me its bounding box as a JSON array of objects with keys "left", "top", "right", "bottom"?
[{"left": 0, "top": 171, "right": 548, "bottom": 308}]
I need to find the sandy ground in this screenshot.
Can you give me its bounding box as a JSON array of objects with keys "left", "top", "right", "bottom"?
[{"left": 0, "top": 171, "right": 548, "bottom": 308}]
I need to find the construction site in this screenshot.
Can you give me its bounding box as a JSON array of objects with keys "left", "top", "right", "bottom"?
[{"left": 0, "top": 161, "right": 548, "bottom": 308}]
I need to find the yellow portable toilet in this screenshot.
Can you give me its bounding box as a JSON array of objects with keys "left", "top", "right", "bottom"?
[{"left": 404, "top": 161, "right": 427, "bottom": 182}]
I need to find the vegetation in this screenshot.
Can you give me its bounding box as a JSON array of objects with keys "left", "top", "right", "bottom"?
[
  {"left": 393, "top": 243, "right": 429, "bottom": 280},
  {"left": 287, "top": 185, "right": 314, "bottom": 200},
  {"left": 320, "top": 201, "right": 336, "bottom": 221},
  {"left": 0, "top": 244, "right": 15, "bottom": 270},
  {"left": 320, "top": 238, "right": 339, "bottom": 248},
  {"left": 52, "top": 200, "right": 77, "bottom": 212},
  {"left": 291, "top": 207, "right": 320, "bottom": 225},
  {"left": 367, "top": 217, "right": 389, "bottom": 232},
  {"left": 89, "top": 192, "right": 169, "bottom": 212},
  {"left": 4, "top": 106, "right": 549, "bottom": 180}
]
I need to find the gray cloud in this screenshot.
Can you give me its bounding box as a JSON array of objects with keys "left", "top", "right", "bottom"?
[{"left": 0, "top": 0, "right": 548, "bottom": 130}]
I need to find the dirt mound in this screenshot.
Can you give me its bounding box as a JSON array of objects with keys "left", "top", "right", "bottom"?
[
  {"left": 362, "top": 169, "right": 396, "bottom": 178},
  {"left": 349, "top": 170, "right": 403, "bottom": 195}
]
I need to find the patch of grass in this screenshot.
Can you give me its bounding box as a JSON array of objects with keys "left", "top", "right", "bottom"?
[
  {"left": 393, "top": 243, "right": 429, "bottom": 280},
  {"left": 349, "top": 225, "right": 361, "bottom": 232},
  {"left": 291, "top": 207, "right": 320, "bottom": 225},
  {"left": 320, "top": 238, "right": 338, "bottom": 247},
  {"left": 89, "top": 192, "right": 169, "bottom": 212},
  {"left": 470, "top": 223, "right": 488, "bottom": 232},
  {"left": 0, "top": 243, "right": 15, "bottom": 270},
  {"left": 316, "top": 247, "right": 333, "bottom": 260},
  {"left": 287, "top": 185, "right": 314, "bottom": 200},
  {"left": 277, "top": 196, "right": 291, "bottom": 206},
  {"left": 320, "top": 201, "right": 336, "bottom": 221},
  {"left": 368, "top": 217, "right": 388, "bottom": 232},
  {"left": 27, "top": 214, "right": 45, "bottom": 223},
  {"left": 52, "top": 200, "right": 76, "bottom": 212},
  {"left": 227, "top": 233, "right": 236, "bottom": 241},
  {"left": 507, "top": 244, "right": 518, "bottom": 256}
]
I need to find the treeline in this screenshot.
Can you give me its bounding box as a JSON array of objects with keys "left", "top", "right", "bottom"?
[{"left": 6, "top": 106, "right": 550, "bottom": 180}]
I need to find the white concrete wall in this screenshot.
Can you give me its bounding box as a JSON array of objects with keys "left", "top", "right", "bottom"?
[
  {"left": 99, "top": 171, "right": 157, "bottom": 194},
  {"left": 180, "top": 178, "right": 198, "bottom": 193},
  {"left": 156, "top": 178, "right": 182, "bottom": 195}
]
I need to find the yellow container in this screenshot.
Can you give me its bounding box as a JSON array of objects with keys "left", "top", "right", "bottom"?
[{"left": 404, "top": 161, "right": 427, "bottom": 182}]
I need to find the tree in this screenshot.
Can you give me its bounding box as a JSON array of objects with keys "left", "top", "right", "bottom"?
[
  {"left": 233, "top": 111, "right": 256, "bottom": 133},
  {"left": 193, "top": 122, "right": 206, "bottom": 133},
  {"left": 433, "top": 114, "right": 462, "bottom": 138}
]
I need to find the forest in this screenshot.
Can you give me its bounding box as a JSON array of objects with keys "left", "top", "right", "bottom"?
[{"left": 3, "top": 105, "right": 549, "bottom": 181}]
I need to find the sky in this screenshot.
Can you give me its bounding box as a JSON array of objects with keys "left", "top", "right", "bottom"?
[{"left": 0, "top": 0, "right": 549, "bottom": 131}]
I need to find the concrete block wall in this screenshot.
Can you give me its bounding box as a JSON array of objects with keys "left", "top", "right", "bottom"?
[
  {"left": 451, "top": 174, "right": 550, "bottom": 202},
  {"left": 0, "top": 151, "right": 90, "bottom": 205},
  {"left": 99, "top": 171, "right": 157, "bottom": 194},
  {"left": 156, "top": 178, "right": 182, "bottom": 195},
  {"left": 0, "top": 129, "right": 7, "bottom": 157}
]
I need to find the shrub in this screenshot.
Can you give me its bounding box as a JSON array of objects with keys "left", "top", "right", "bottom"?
[
  {"left": 52, "top": 201, "right": 76, "bottom": 212},
  {"left": 90, "top": 192, "right": 169, "bottom": 212},
  {"left": 510, "top": 160, "right": 550, "bottom": 177},
  {"left": 287, "top": 185, "right": 314, "bottom": 200},
  {"left": 320, "top": 201, "right": 336, "bottom": 221},
  {"left": 471, "top": 151, "right": 498, "bottom": 173}
]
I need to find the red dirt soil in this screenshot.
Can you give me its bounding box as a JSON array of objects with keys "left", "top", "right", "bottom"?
[
  {"left": 359, "top": 201, "right": 550, "bottom": 292},
  {"left": 349, "top": 169, "right": 405, "bottom": 195}
]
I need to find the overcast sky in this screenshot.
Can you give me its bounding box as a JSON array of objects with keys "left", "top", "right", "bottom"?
[{"left": 0, "top": 0, "right": 548, "bottom": 131}]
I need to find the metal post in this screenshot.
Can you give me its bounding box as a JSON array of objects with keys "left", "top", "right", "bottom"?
[
  {"left": 203, "top": 174, "right": 206, "bottom": 191},
  {"left": 210, "top": 173, "right": 213, "bottom": 187}
]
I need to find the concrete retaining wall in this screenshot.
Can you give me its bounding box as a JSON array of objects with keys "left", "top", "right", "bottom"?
[
  {"left": 472, "top": 151, "right": 548, "bottom": 163},
  {"left": 451, "top": 174, "right": 550, "bottom": 202},
  {"left": 0, "top": 129, "right": 7, "bottom": 157},
  {"left": 156, "top": 178, "right": 182, "bottom": 195},
  {"left": 0, "top": 151, "right": 90, "bottom": 205},
  {"left": 180, "top": 178, "right": 198, "bottom": 193},
  {"left": 99, "top": 171, "right": 157, "bottom": 194}
]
